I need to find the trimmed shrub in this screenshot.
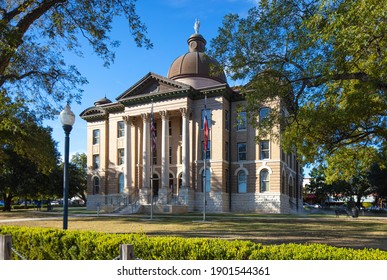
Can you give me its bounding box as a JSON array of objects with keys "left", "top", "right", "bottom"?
[{"left": 0, "top": 226, "right": 386, "bottom": 260}]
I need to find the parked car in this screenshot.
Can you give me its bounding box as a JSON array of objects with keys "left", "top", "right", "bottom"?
[
  {"left": 367, "top": 206, "right": 387, "bottom": 212},
  {"left": 303, "top": 202, "right": 321, "bottom": 209},
  {"left": 0, "top": 201, "right": 4, "bottom": 206}
]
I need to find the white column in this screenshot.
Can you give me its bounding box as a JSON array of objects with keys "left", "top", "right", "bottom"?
[
  {"left": 141, "top": 113, "right": 150, "bottom": 189},
  {"left": 160, "top": 111, "right": 169, "bottom": 190},
  {"left": 123, "top": 116, "right": 132, "bottom": 192},
  {"left": 180, "top": 108, "right": 190, "bottom": 188}
]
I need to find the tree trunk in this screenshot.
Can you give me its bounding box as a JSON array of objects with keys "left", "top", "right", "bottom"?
[
  {"left": 3, "top": 195, "right": 12, "bottom": 212},
  {"left": 356, "top": 194, "right": 362, "bottom": 209}
]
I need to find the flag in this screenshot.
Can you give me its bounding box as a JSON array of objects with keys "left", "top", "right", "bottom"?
[
  {"left": 203, "top": 95, "right": 209, "bottom": 152},
  {"left": 150, "top": 103, "right": 156, "bottom": 154}
]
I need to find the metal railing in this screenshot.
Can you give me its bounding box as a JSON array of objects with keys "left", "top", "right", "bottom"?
[
  {"left": 146, "top": 191, "right": 187, "bottom": 206},
  {"left": 103, "top": 190, "right": 140, "bottom": 213}
]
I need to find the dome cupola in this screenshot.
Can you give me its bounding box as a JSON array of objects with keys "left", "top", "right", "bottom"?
[
  {"left": 94, "top": 96, "right": 112, "bottom": 106},
  {"left": 167, "top": 19, "right": 227, "bottom": 88}
]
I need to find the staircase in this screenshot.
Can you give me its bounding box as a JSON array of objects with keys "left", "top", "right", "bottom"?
[{"left": 104, "top": 191, "right": 141, "bottom": 215}]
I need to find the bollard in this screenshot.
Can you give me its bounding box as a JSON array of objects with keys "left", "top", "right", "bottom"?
[
  {"left": 119, "top": 244, "right": 134, "bottom": 260},
  {"left": 0, "top": 235, "right": 12, "bottom": 260}
]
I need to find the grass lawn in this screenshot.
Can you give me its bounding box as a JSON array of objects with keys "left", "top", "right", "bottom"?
[{"left": 1, "top": 208, "right": 386, "bottom": 251}]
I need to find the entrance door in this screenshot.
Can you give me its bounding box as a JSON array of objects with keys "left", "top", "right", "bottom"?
[{"left": 151, "top": 174, "right": 159, "bottom": 196}]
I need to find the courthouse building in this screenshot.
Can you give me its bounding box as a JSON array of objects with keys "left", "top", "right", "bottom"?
[{"left": 80, "top": 24, "right": 303, "bottom": 214}]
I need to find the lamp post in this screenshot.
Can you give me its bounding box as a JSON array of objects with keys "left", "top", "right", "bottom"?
[{"left": 60, "top": 104, "right": 75, "bottom": 230}]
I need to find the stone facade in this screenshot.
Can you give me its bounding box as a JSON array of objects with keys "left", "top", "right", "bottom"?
[{"left": 80, "top": 29, "right": 303, "bottom": 214}]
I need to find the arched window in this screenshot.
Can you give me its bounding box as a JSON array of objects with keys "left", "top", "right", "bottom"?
[
  {"left": 118, "top": 173, "right": 124, "bottom": 193},
  {"left": 289, "top": 176, "right": 293, "bottom": 197},
  {"left": 293, "top": 177, "right": 297, "bottom": 198},
  {"left": 260, "top": 170, "right": 270, "bottom": 192},
  {"left": 202, "top": 168, "right": 211, "bottom": 193},
  {"left": 178, "top": 173, "right": 183, "bottom": 189},
  {"left": 152, "top": 173, "right": 159, "bottom": 196},
  {"left": 169, "top": 173, "right": 174, "bottom": 193},
  {"left": 237, "top": 170, "right": 247, "bottom": 193},
  {"left": 93, "top": 177, "right": 100, "bottom": 195}
]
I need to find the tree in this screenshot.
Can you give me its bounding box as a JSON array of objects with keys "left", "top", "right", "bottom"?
[
  {"left": 368, "top": 164, "right": 387, "bottom": 206},
  {"left": 368, "top": 145, "right": 387, "bottom": 205},
  {"left": 46, "top": 153, "right": 87, "bottom": 205},
  {"left": 210, "top": 0, "right": 386, "bottom": 164},
  {"left": 70, "top": 152, "right": 87, "bottom": 203},
  {"left": 324, "top": 145, "right": 379, "bottom": 183},
  {"left": 307, "top": 165, "right": 352, "bottom": 206},
  {"left": 0, "top": 115, "right": 58, "bottom": 211},
  {"left": 0, "top": 95, "right": 59, "bottom": 211},
  {"left": 0, "top": 92, "right": 58, "bottom": 171},
  {"left": 0, "top": 0, "right": 152, "bottom": 118},
  {"left": 308, "top": 164, "right": 372, "bottom": 208}
]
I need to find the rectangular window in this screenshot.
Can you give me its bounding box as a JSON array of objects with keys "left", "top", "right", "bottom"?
[
  {"left": 117, "top": 121, "right": 125, "bottom": 138},
  {"left": 225, "top": 110, "right": 229, "bottom": 130},
  {"left": 237, "top": 111, "right": 247, "bottom": 130},
  {"left": 260, "top": 140, "right": 270, "bottom": 159},
  {"left": 169, "top": 120, "right": 172, "bottom": 136},
  {"left": 237, "top": 143, "right": 247, "bottom": 161},
  {"left": 201, "top": 109, "right": 212, "bottom": 129},
  {"left": 169, "top": 147, "right": 172, "bottom": 164},
  {"left": 93, "top": 154, "right": 100, "bottom": 170},
  {"left": 259, "top": 107, "right": 271, "bottom": 125},
  {"left": 202, "top": 140, "right": 211, "bottom": 160},
  {"left": 92, "top": 129, "right": 100, "bottom": 145},
  {"left": 117, "top": 148, "right": 124, "bottom": 165}
]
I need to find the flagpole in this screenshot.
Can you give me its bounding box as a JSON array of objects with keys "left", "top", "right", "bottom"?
[
  {"left": 203, "top": 154, "right": 206, "bottom": 221},
  {"left": 203, "top": 94, "right": 208, "bottom": 222},
  {"left": 150, "top": 99, "right": 154, "bottom": 220}
]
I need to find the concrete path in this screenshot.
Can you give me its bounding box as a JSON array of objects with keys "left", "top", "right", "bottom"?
[{"left": 0, "top": 217, "right": 60, "bottom": 223}]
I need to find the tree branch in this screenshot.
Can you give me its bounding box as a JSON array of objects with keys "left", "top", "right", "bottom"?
[
  {"left": 309, "top": 72, "right": 387, "bottom": 90},
  {"left": 0, "top": 0, "right": 67, "bottom": 79},
  {"left": 16, "top": 0, "right": 67, "bottom": 34},
  {"left": 2, "top": 0, "right": 37, "bottom": 22}
]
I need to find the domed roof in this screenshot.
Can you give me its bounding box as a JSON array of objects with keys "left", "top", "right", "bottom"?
[
  {"left": 94, "top": 96, "right": 112, "bottom": 106},
  {"left": 167, "top": 27, "right": 227, "bottom": 85}
]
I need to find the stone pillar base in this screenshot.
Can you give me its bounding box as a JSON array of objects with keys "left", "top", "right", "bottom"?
[
  {"left": 158, "top": 188, "right": 169, "bottom": 204},
  {"left": 139, "top": 188, "right": 150, "bottom": 204},
  {"left": 180, "top": 187, "right": 194, "bottom": 210}
]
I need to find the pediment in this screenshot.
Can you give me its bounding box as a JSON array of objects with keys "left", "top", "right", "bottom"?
[
  {"left": 116, "top": 72, "right": 192, "bottom": 101},
  {"left": 79, "top": 106, "right": 108, "bottom": 121}
]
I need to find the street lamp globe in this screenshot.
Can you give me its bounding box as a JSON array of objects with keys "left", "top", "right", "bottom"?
[{"left": 60, "top": 104, "right": 75, "bottom": 128}]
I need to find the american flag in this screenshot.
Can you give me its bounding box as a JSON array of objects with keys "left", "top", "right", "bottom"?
[
  {"left": 150, "top": 103, "right": 156, "bottom": 154},
  {"left": 203, "top": 95, "right": 209, "bottom": 152}
]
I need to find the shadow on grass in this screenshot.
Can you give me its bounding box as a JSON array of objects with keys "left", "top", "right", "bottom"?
[{"left": 1, "top": 210, "right": 386, "bottom": 251}]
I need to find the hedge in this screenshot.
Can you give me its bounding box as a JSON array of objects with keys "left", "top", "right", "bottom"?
[{"left": 1, "top": 226, "right": 386, "bottom": 260}]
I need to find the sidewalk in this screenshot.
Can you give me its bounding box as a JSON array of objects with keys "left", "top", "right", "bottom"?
[{"left": 0, "top": 217, "right": 60, "bottom": 223}]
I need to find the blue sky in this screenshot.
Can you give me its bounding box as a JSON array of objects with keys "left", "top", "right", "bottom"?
[{"left": 46, "top": 0, "right": 257, "bottom": 159}]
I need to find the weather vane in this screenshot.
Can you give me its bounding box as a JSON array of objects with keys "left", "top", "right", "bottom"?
[{"left": 194, "top": 18, "right": 200, "bottom": 34}]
